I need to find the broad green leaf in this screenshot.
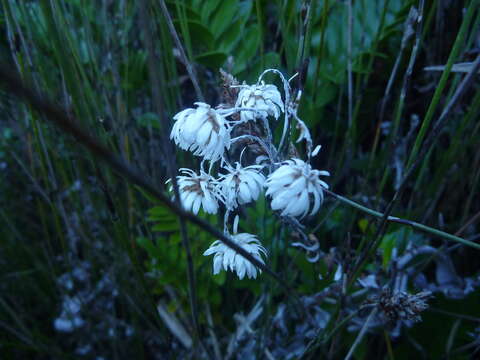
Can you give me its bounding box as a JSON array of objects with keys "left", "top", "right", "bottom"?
[
  {"left": 210, "top": 0, "right": 238, "bottom": 38},
  {"left": 232, "top": 24, "right": 260, "bottom": 74},
  {"left": 217, "top": 18, "right": 243, "bottom": 52},
  {"left": 173, "top": 20, "right": 215, "bottom": 50},
  {"left": 195, "top": 51, "right": 228, "bottom": 69},
  {"left": 238, "top": 52, "right": 281, "bottom": 83},
  {"left": 200, "top": 0, "right": 222, "bottom": 23}
]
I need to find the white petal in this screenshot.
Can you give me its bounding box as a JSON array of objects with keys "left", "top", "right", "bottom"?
[
  {"left": 191, "top": 195, "right": 202, "bottom": 214},
  {"left": 213, "top": 254, "right": 223, "bottom": 274},
  {"left": 238, "top": 181, "right": 252, "bottom": 203},
  {"left": 286, "top": 176, "right": 307, "bottom": 196},
  {"left": 181, "top": 191, "right": 196, "bottom": 211},
  {"left": 196, "top": 122, "right": 213, "bottom": 146},
  {"left": 268, "top": 165, "right": 293, "bottom": 181},
  {"left": 270, "top": 190, "right": 293, "bottom": 211},
  {"left": 312, "top": 145, "right": 321, "bottom": 157},
  {"left": 281, "top": 192, "right": 306, "bottom": 217},
  {"left": 311, "top": 187, "right": 321, "bottom": 216},
  {"left": 245, "top": 176, "right": 260, "bottom": 200},
  {"left": 202, "top": 193, "right": 217, "bottom": 214},
  {"left": 293, "top": 190, "right": 309, "bottom": 217},
  {"left": 236, "top": 261, "right": 246, "bottom": 280},
  {"left": 223, "top": 249, "right": 235, "bottom": 271}
]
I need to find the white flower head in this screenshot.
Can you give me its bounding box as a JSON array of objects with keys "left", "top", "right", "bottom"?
[
  {"left": 265, "top": 159, "right": 330, "bottom": 218},
  {"left": 219, "top": 162, "right": 265, "bottom": 209},
  {"left": 170, "top": 102, "right": 230, "bottom": 161},
  {"left": 235, "top": 82, "right": 284, "bottom": 123},
  {"left": 203, "top": 232, "right": 267, "bottom": 280},
  {"left": 174, "top": 168, "right": 223, "bottom": 214}
]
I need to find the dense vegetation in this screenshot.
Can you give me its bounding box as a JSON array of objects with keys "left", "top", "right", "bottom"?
[{"left": 1, "top": 0, "right": 479, "bottom": 359}]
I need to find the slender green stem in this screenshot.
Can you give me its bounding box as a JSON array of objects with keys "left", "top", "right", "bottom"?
[
  {"left": 406, "top": 0, "right": 478, "bottom": 169},
  {"left": 325, "top": 189, "right": 480, "bottom": 250},
  {"left": 345, "top": 308, "right": 378, "bottom": 360}
]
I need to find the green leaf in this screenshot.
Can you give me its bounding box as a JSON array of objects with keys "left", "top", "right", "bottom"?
[
  {"left": 121, "top": 51, "right": 147, "bottom": 90},
  {"left": 210, "top": 0, "right": 238, "bottom": 38},
  {"left": 134, "top": 185, "right": 163, "bottom": 203},
  {"left": 173, "top": 20, "right": 214, "bottom": 50},
  {"left": 200, "top": 0, "right": 222, "bottom": 23},
  {"left": 137, "top": 236, "right": 158, "bottom": 258},
  {"left": 136, "top": 112, "right": 161, "bottom": 129},
  {"left": 217, "top": 1, "right": 253, "bottom": 51},
  {"left": 358, "top": 218, "right": 369, "bottom": 233},
  {"left": 379, "top": 228, "right": 413, "bottom": 269},
  {"left": 195, "top": 51, "right": 228, "bottom": 69},
  {"left": 237, "top": 52, "right": 281, "bottom": 83},
  {"left": 152, "top": 221, "right": 179, "bottom": 232},
  {"left": 313, "top": 81, "right": 337, "bottom": 108},
  {"left": 233, "top": 24, "right": 260, "bottom": 74},
  {"left": 212, "top": 270, "right": 226, "bottom": 285},
  {"left": 217, "top": 18, "right": 243, "bottom": 52},
  {"left": 148, "top": 206, "right": 172, "bottom": 218}
]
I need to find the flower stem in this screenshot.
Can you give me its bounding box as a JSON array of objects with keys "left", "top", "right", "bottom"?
[
  {"left": 345, "top": 308, "right": 378, "bottom": 360},
  {"left": 325, "top": 189, "right": 480, "bottom": 250}
]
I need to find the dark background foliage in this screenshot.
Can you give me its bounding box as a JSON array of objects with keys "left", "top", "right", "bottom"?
[{"left": 0, "top": 0, "right": 479, "bottom": 359}]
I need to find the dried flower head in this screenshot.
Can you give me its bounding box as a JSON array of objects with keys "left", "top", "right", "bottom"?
[
  {"left": 203, "top": 232, "right": 267, "bottom": 280},
  {"left": 170, "top": 102, "right": 230, "bottom": 161},
  {"left": 368, "top": 288, "right": 433, "bottom": 323},
  {"left": 219, "top": 162, "right": 265, "bottom": 209},
  {"left": 174, "top": 168, "right": 223, "bottom": 214},
  {"left": 265, "top": 159, "right": 329, "bottom": 218},
  {"left": 235, "top": 82, "right": 284, "bottom": 123}
]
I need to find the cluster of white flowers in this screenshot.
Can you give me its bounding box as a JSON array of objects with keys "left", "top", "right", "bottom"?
[{"left": 169, "top": 69, "right": 330, "bottom": 280}]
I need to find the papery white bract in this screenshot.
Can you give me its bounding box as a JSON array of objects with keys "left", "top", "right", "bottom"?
[
  {"left": 265, "top": 159, "right": 329, "bottom": 218},
  {"left": 175, "top": 168, "right": 223, "bottom": 214},
  {"left": 170, "top": 102, "right": 230, "bottom": 161},
  {"left": 219, "top": 162, "right": 265, "bottom": 209},
  {"left": 203, "top": 233, "right": 267, "bottom": 280},
  {"left": 235, "top": 82, "right": 284, "bottom": 123}
]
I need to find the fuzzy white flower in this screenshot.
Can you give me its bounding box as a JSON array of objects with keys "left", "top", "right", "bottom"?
[
  {"left": 265, "top": 159, "right": 329, "bottom": 218},
  {"left": 174, "top": 168, "right": 223, "bottom": 214},
  {"left": 170, "top": 102, "right": 230, "bottom": 161},
  {"left": 203, "top": 233, "right": 267, "bottom": 280},
  {"left": 235, "top": 82, "right": 284, "bottom": 122},
  {"left": 219, "top": 162, "right": 265, "bottom": 209}
]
